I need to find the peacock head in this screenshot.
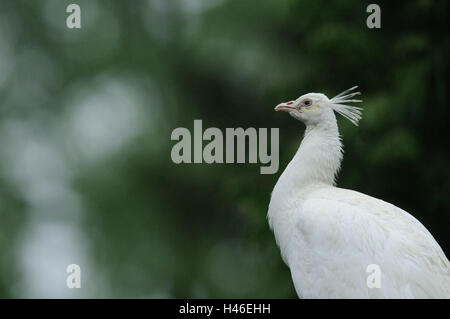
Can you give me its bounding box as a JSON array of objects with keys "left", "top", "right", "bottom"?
[{"left": 275, "top": 86, "right": 363, "bottom": 126}]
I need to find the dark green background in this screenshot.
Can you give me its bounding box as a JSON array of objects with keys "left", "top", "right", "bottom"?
[{"left": 0, "top": 0, "right": 448, "bottom": 298}]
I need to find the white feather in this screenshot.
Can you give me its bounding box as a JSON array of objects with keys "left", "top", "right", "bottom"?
[{"left": 330, "top": 86, "right": 363, "bottom": 126}]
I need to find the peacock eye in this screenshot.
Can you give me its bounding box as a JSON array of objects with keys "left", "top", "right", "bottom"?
[{"left": 303, "top": 99, "right": 312, "bottom": 106}]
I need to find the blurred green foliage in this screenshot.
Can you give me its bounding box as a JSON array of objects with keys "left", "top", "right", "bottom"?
[{"left": 0, "top": 0, "right": 448, "bottom": 298}]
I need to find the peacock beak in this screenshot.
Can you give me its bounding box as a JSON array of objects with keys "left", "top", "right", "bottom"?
[{"left": 275, "top": 101, "right": 296, "bottom": 112}]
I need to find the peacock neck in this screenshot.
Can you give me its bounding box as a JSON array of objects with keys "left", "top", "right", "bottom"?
[
  {"left": 268, "top": 117, "right": 343, "bottom": 257},
  {"left": 277, "top": 117, "right": 343, "bottom": 197}
]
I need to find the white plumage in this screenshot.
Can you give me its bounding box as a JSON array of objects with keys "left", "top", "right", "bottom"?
[{"left": 268, "top": 87, "right": 450, "bottom": 298}]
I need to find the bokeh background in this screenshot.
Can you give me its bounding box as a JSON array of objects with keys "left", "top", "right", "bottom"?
[{"left": 0, "top": 0, "right": 449, "bottom": 298}]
